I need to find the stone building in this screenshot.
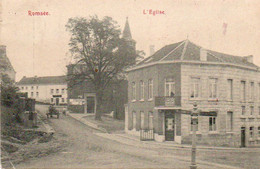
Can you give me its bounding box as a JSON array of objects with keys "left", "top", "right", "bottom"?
[
  {"left": 125, "top": 39, "right": 260, "bottom": 147},
  {"left": 0, "top": 45, "right": 16, "bottom": 81},
  {"left": 17, "top": 75, "right": 67, "bottom": 105}
]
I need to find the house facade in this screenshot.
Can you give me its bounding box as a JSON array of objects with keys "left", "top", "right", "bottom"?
[
  {"left": 125, "top": 39, "right": 260, "bottom": 147},
  {"left": 17, "top": 76, "right": 67, "bottom": 105}
]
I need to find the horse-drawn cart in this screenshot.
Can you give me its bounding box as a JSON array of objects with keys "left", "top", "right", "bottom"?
[{"left": 46, "top": 105, "right": 60, "bottom": 119}]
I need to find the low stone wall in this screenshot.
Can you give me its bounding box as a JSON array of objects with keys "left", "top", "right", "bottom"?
[
  {"left": 68, "top": 105, "right": 84, "bottom": 113},
  {"left": 182, "top": 133, "right": 241, "bottom": 147}
]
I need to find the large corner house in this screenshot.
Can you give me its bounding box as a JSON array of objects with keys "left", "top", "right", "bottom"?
[
  {"left": 17, "top": 76, "right": 67, "bottom": 105},
  {"left": 125, "top": 39, "right": 260, "bottom": 147}
]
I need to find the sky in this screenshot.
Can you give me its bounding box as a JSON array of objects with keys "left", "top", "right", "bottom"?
[{"left": 1, "top": 0, "right": 260, "bottom": 81}]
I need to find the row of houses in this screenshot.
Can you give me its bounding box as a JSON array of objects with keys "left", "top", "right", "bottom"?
[{"left": 15, "top": 19, "right": 260, "bottom": 147}]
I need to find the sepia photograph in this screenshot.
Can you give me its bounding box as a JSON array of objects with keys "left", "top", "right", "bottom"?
[{"left": 1, "top": 0, "right": 260, "bottom": 168}]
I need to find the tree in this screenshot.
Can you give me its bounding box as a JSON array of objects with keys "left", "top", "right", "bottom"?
[
  {"left": 1, "top": 74, "right": 19, "bottom": 107},
  {"left": 66, "top": 16, "right": 140, "bottom": 120}
]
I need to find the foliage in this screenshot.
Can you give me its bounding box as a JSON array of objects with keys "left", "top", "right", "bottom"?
[
  {"left": 66, "top": 16, "right": 141, "bottom": 120},
  {"left": 1, "top": 73, "right": 19, "bottom": 107}
]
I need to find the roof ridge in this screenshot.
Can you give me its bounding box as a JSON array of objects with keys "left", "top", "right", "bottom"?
[
  {"left": 159, "top": 40, "right": 185, "bottom": 61},
  {"left": 206, "top": 51, "right": 225, "bottom": 62},
  {"left": 180, "top": 39, "right": 189, "bottom": 60}
]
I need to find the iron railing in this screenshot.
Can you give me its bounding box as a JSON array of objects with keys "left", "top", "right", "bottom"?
[
  {"left": 140, "top": 129, "right": 154, "bottom": 141},
  {"left": 155, "top": 96, "right": 181, "bottom": 107}
]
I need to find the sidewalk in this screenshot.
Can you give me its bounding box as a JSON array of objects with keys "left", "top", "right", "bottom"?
[
  {"left": 67, "top": 112, "right": 107, "bottom": 133},
  {"left": 68, "top": 112, "right": 260, "bottom": 152}
]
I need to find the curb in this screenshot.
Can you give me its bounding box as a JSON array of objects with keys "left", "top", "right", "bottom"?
[{"left": 67, "top": 113, "right": 107, "bottom": 133}]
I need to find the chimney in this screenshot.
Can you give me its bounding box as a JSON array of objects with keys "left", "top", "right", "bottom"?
[
  {"left": 149, "top": 45, "right": 155, "bottom": 56},
  {"left": 200, "top": 48, "right": 207, "bottom": 61},
  {"left": 244, "top": 55, "right": 253, "bottom": 63}
]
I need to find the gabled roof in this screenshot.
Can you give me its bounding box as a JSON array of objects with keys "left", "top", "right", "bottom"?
[
  {"left": 134, "top": 39, "right": 258, "bottom": 69},
  {"left": 17, "top": 75, "right": 67, "bottom": 85}
]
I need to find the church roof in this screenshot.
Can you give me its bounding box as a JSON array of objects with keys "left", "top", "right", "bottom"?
[
  {"left": 17, "top": 75, "right": 67, "bottom": 85},
  {"left": 135, "top": 39, "right": 258, "bottom": 69},
  {"left": 122, "top": 17, "right": 132, "bottom": 40}
]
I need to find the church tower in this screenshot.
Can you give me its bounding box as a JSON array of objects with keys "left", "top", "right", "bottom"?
[{"left": 122, "top": 17, "right": 136, "bottom": 51}]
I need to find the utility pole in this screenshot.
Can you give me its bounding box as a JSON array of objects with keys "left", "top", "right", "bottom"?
[{"left": 190, "top": 102, "right": 199, "bottom": 169}]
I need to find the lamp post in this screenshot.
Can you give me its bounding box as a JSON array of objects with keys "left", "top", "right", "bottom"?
[{"left": 190, "top": 102, "right": 199, "bottom": 169}]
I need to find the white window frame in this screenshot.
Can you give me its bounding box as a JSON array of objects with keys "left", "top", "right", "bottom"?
[
  {"left": 209, "top": 116, "right": 217, "bottom": 131},
  {"left": 36, "top": 92, "right": 39, "bottom": 97},
  {"left": 190, "top": 77, "right": 200, "bottom": 99},
  {"left": 165, "top": 78, "right": 175, "bottom": 97},
  {"left": 56, "top": 89, "right": 59, "bottom": 94},
  {"left": 227, "top": 79, "right": 233, "bottom": 101},
  {"left": 139, "top": 81, "right": 144, "bottom": 101},
  {"left": 148, "top": 79, "right": 153, "bottom": 100},
  {"left": 209, "top": 78, "right": 217, "bottom": 99},
  {"left": 132, "top": 82, "right": 136, "bottom": 101},
  {"left": 51, "top": 89, "right": 54, "bottom": 94}
]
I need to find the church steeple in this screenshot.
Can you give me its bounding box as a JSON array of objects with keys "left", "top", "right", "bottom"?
[
  {"left": 123, "top": 17, "right": 132, "bottom": 41},
  {"left": 122, "top": 17, "right": 136, "bottom": 50}
]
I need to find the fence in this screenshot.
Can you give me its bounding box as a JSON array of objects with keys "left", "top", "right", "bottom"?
[{"left": 140, "top": 129, "right": 154, "bottom": 141}]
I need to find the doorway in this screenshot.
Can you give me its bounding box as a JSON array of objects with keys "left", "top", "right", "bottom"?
[
  {"left": 165, "top": 110, "right": 175, "bottom": 141},
  {"left": 241, "top": 127, "right": 246, "bottom": 147},
  {"left": 55, "top": 98, "right": 59, "bottom": 105},
  {"left": 86, "top": 96, "right": 95, "bottom": 113}
]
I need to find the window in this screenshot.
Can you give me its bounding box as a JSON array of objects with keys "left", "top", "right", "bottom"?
[
  {"left": 258, "top": 127, "right": 260, "bottom": 138},
  {"left": 36, "top": 86, "right": 39, "bottom": 90},
  {"left": 190, "top": 117, "right": 198, "bottom": 131},
  {"left": 242, "top": 106, "right": 246, "bottom": 115},
  {"left": 209, "top": 78, "right": 217, "bottom": 98},
  {"left": 56, "top": 89, "right": 59, "bottom": 94},
  {"left": 226, "top": 112, "right": 233, "bottom": 132},
  {"left": 132, "top": 82, "right": 136, "bottom": 101},
  {"left": 209, "top": 116, "right": 217, "bottom": 131},
  {"left": 190, "top": 77, "right": 200, "bottom": 98},
  {"left": 51, "top": 89, "right": 54, "bottom": 94},
  {"left": 250, "top": 106, "right": 254, "bottom": 116},
  {"left": 36, "top": 92, "right": 39, "bottom": 97},
  {"left": 148, "top": 79, "right": 153, "bottom": 100},
  {"left": 250, "top": 127, "right": 254, "bottom": 138},
  {"left": 241, "top": 81, "right": 246, "bottom": 101},
  {"left": 259, "top": 83, "right": 260, "bottom": 101},
  {"left": 62, "top": 89, "right": 65, "bottom": 94},
  {"left": 139, "top": 81, "right": 144, "bottom": 100},
  {"left": 141, "top": 111, "right": 145, "bottom": 129},
  {"left": 31, "top": 92, "right": 33, "bottom": 97},
  {"left": 249, "top": 82, "right": 254, "bottom": 101},
  {"left": 165, "top": 78, "right": 175, "bottom": 97},
  {"left": 51, "top": 98, "right": 53, "bottom": 102},
  {"left": 227, "top": 79, "right": 233, "bottom": 100},
  {"left": 148, "top": 112, "right": 153, "bottom": 130},
  {"left": 25, "top": 86, "right": 28, "bottom": 90},
  {"left": 31, "top": 86, "right": 34, "bottom": 90},
  {"left": 133, "top": 112, "right": 136, "bottom": 130},
  {"left": 259, "top": 107, "right": 260, "bottom": 115},
  {"left": 21, "top": 87, "right": 24, "bottom": 90},
  {"left": 62, "top": 98, "right": 65, "bottom": 102}
]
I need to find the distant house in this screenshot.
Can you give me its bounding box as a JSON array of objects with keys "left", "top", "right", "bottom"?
[
  {"left": 0, "top": 45, "right": 16, "bottom": 81},
  {"left": 125, "top": 39, "right": 260, "bottom": 147},
  {"left": 16, "top": 76, "right": 67, "bottom": 105}
]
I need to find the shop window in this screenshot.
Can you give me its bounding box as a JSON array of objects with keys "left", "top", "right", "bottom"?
[{"left": 209, "top": 116, "right": 217, "bottom": 131}]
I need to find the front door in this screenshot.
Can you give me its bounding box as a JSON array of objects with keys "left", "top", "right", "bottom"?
[
  {"left": 55, "top": 98, "right": 59, "bottom": 105},
  {"left": 241, "top": 127, "right": 246, "bottom": 147},
  {"left": 165, "top": 111, "right": 175, "bottom": 141},
  {"left": 86, "top": 96, "right": 95, "bottom": 113}
]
